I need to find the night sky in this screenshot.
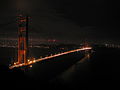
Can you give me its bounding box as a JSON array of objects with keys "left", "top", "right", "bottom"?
[{"left": 0, "top": 0, "right": 120, "bottom": 44}]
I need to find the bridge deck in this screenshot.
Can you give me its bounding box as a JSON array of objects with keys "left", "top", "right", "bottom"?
[{"left": 9, "top": 47, "right": 92, "bottom": 69}]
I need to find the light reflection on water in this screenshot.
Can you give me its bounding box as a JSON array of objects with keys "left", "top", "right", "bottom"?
[{"left": 51, "top": 53, "right": 92, "bottom": 84}]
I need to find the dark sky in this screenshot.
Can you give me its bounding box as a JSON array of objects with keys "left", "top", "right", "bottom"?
[{"left": 0, "top": 0, "right": 120, "bottom": 44}]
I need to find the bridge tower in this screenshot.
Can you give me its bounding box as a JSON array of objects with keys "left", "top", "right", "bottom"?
[{"left": 17, "top": 12, "right": 29, "bottom": 64}]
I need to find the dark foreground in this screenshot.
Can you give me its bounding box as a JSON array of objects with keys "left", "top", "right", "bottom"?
[{"left": 0, "top": 46, "right": 120, "bottom": 90}]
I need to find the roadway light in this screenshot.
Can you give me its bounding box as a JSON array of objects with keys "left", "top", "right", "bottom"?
[
  {"left": 14, "top": 62, "right": 16, "bottom": 65},
  {"left": 29, "top": 65, "right": 32, "bottom": 68}
]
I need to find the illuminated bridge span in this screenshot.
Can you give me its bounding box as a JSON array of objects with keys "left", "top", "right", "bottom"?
[{"left": 9, "top": 47, "right": 92, "bottom": 69}]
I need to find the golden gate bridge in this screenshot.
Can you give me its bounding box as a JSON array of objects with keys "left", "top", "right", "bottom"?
[{"left": 7, "top": 0, "right": 92, "bottom": 69}]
